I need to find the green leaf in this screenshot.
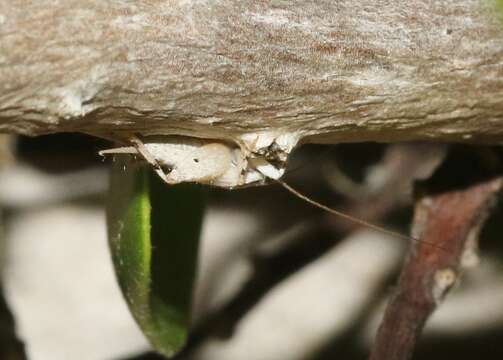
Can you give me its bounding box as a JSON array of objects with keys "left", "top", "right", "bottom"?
[{"left": 107, "top": 158, "right": 204, "bottom": 357}]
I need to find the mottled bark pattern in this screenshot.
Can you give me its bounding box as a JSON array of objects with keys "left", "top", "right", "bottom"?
[{"left": 1, "top": 1, "right": 503, "bottom": 147}]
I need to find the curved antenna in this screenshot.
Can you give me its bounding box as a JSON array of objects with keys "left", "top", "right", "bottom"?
[{"left": 277, "top": 179, "right": 447, "bottom": 251}]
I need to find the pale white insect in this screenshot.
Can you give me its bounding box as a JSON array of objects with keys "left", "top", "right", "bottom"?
[
  {"left": 99, "top": 134, "right": 282, "bottom": 187},
  {"left": 100, "top": 134, "right": 442, "bottom": 248}
]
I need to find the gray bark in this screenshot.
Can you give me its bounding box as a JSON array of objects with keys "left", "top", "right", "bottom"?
[{"left": 1, "top": 0, "right": 503, "bottom": 149}]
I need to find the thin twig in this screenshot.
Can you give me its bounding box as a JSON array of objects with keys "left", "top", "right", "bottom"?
[{"left": 369, "top": 176, "right": 503, "bottom": 360}]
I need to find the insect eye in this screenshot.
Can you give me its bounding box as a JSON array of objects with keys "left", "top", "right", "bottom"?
[
  {"left": 160, "top": 164, "right": 173, "bottom": 174},
  {"left": 193, "top": 158, "right": 199, "bottom": 163}
]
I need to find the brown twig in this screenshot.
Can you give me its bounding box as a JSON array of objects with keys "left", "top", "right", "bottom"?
[{"left": 369, "top": 176, "right": 503, "bottom": 360}]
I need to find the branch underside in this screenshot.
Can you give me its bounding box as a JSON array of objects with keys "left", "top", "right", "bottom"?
[{"left": 0, "top": 0, "right": 503, "bottom": 148}]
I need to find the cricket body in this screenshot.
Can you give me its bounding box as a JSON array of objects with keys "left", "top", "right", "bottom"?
[
  {"left": 101, "top": 134, "right": 432, "bottom": 246},
  {"left": 99, "top": 134, "right": 289, "bottom": 187}
]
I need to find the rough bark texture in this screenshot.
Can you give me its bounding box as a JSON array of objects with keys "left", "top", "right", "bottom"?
[{"left": 1, "top": 0, "right": 503, "bottom": 150}]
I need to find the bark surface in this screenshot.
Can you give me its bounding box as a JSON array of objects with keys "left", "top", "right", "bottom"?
[{"left": 1, "top": 0, "right": 503, "bottom": 151}]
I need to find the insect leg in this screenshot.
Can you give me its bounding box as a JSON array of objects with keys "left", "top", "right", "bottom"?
[{"left": 128, "top": 135, "right": 175, "bottom": 185}]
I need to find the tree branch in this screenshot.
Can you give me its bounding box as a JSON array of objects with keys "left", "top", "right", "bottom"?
[
  {"left": 369, "top": 176, "right": 503, "bottom": 360},
  {"left": 1, "top": 0, "right": 503, "bottom": 149}
]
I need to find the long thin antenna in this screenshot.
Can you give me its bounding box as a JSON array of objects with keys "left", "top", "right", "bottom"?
[{"left": 277, "top": 179, "right": 447, "bottom": 251}]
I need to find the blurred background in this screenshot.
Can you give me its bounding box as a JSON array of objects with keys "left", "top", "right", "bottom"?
[{"left": 0, "top": 133, "right": 502, "bottom": 360}]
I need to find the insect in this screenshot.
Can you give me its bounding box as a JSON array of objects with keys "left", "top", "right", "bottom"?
[
  {"left": 99, "top": 135, "right": 248, "bottom": 187},
  {"left": 101, "top": 134, "right": 444, "bottom": 250}
]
